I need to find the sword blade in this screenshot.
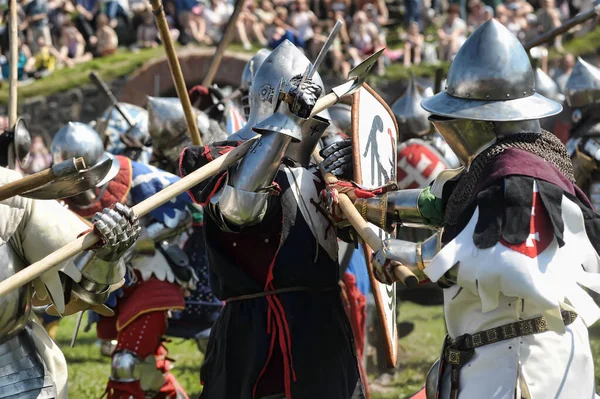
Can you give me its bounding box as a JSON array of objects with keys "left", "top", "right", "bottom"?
[{"left": 308, "top": 19, "right": 344, "bottom": 79}]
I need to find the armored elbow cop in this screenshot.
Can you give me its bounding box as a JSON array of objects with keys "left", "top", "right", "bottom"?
[{"left": 70, "top": 251, "right": 126, "bottom": 309}]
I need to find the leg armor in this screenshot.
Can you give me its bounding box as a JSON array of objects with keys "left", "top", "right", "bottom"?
[{"left": 107, "top": 311, "right": 188, "bottom": 399}]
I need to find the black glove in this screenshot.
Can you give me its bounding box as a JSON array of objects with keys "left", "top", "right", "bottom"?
[
  {"left": 320, "top": 138, "right": 354, "bottom": 181},
  {"left": 288, "top": 75, "right": 323, "bottom": 119}
]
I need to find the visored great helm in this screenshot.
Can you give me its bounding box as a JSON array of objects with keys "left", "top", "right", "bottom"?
[
  {"left": 230, "top": 40, "right": 326, "bottom": 146},
  {"left": 392, "top": 73, "right": 432, "bottom": 138},
  {"left": 240, "top": 49, "right": 272, "bottom": 121},
  {"left": 249, "top": 40, "right": 328, "bottom": 166},
  {"left": 565, "top": 57, "right": 600, "bottom": 109},
  {"left": 51, "top": 122, "right": 120, "bottom": 187},
  {"left": 422, "top": 19, "right": 561, "bottom": 167}
]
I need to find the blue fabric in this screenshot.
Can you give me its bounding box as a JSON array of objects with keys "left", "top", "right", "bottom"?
[
  {"left": 269, "top": 30, "right": 305, "bottom": 50},
  {"left": 76, "top": 0, "right": 98, "bottom": 12},
  {"left": 129, "top": 160, "right": 192, "bottom": 225},
  {"left": 346, "top": 244, "right": 370, "bottom": 296},
  {"left": 175, "top": 0, "right": 199, "bottom": 13},
  {"left": 104, "top": 1, "right": 126, "bottom": 19},
  {"left": 404, "top": 0, "right": 422, "bottom": 30},
  {"left": 1, "top": 53, "right": 27, "bottom": 80}
]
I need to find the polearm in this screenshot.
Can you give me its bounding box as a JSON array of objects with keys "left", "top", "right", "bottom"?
[
  {"left": 0, "top": 139, "right": 256, "bottom": 298},
  {"left": 148, "top": 0, "right": 203, "bottom": 146},
  {"left": 8, "top": 0, "right": 18, "bottom": 127},
  {"left": 524, "top": 0, "right": 600, "bottom": 51},
  {"left": 202, "top": 0, "right": 246, "bottom": 87}
]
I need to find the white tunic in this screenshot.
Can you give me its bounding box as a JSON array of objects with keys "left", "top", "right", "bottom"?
[{"left": 425, "top": 184, "right": 600, "bottom": 399}]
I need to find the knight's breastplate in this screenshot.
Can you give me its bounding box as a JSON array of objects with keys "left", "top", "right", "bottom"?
[
  {"left": 0, "top": 329, "right": 57, "bottom": 398},
  {"left": 0, "top": 244, "right": 33, "bottom": 343}
]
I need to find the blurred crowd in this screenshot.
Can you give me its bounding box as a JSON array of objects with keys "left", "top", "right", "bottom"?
[{"left": 0, "top": 0, "right": 597, "bottom": 84}]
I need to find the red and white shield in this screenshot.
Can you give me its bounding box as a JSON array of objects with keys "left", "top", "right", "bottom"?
[
  {"left": 352, "top": 83, "right": 398, "bottom": 367},
  {"left": 397, "top": 138, "right": 450, "bottom": 189}
]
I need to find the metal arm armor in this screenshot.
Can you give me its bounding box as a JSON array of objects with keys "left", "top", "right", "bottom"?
[
  {"left": 210, "top": 130, "right": 293, "bottom": 229},
  {"left": 354, "top": 189, "right": 426, "bottom": 232},
  {"left": 376, "top": 231, "right": 442, "bottom": 274},
  {"left": 70, "top": 250, "right": 126, "bottom": 309}
]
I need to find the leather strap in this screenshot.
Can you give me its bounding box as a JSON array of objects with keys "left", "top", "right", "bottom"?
[{"left": 444, "top": 310, "right": 577, "bottom": 399}]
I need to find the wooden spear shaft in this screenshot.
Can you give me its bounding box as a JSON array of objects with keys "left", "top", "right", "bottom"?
[
  {"left": 202, "top": 0, "right": 246, "bottom": 87},
  {"left": 8, "top": 0, "right": 18, "bottom": 127},
  {"left": 0, "top": 139, "right": 256, "bottom": 298},
  {"left": 148, "top": 0, "right": 203, "bottom": 146}
]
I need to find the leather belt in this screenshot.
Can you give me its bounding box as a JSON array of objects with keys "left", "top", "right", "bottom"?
[{"left": 443, "top": 310, "right": 578, "bottom": 399}]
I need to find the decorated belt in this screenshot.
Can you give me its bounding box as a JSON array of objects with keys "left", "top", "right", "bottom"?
[
  {"left": 443, "top": 310, "right": 578, "bottom": 399},
  {"left": 224, "top": 285, "right": 340, "bottom": 302}
]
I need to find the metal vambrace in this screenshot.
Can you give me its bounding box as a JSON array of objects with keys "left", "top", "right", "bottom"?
[
  {"left": 110, "top": 350, "right": 165, "bottom": 396},
  {"left": 210, "top": 130, "right": 294, "bottom": 228},
  {"left": 70, "top": 250, "right": 126, "bottom": 308},
  {"left": 375, "top": 231, "right": 442, "bottom": 280},
  {"left": 355, "top": 189, "right": 426, "bottom": 232}
]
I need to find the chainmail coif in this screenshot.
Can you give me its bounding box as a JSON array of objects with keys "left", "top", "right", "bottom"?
[{"left": 444, "top": 130, "right": 575, "bottom": 226}]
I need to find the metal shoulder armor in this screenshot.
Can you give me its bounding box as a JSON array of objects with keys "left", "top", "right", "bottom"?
[{"left": 354, "top": 188, "right": 426, "bottom": 231}]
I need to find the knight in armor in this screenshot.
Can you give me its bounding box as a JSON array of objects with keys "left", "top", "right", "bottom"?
[
  {"left": 323, "top": 19, "right": 600, "bottom": 398},
  {"left": 534, "top": 66, "right": 570, "bottom": 142},
  {"left": 94, "top": 102, "right": 153, "bottom": 164},
  {"left": 0, "top": 121, "right": 140, "bottom": 398},
  {"left": 565, "top": 57, "right": 600, "bottom": 210},
  {"left": 50, "top": 122, "right": 195, "bottom": 399},
  {"left": 179, "top": 40, "right": 365, "bottom": 399}
]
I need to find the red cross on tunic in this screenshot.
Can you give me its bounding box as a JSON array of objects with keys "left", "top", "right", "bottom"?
[{"left": 500, "top": 182, "right": 554, "bottom": 258}]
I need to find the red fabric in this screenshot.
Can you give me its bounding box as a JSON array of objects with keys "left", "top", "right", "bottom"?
[
  {"left": 67, "top": 155, "right": 132, "bottom": 219},
  {"left": 117, "top": 278, "right": 185, "bottom": 332},
  {"left": 188, "top": 85, "right": 212, "bottom": 111},
  {"left": 341, "top": 272, "right": 366, "bottom": 360},
  {"left": 500, "top": 187, "right": 554, "bottom": 258},
  {"left": 552, "top": 120, "right": 571, "bottom": 144},
  {"left": 107, "top": 313, "right": 188, "bottom": 399},
  {"left": 340, "top": 272, "right": 370, "bottom": 399},
  {"left": 397, "top": 141, "right": 447, "bottom": 189},
  {"left": 115, "top": 311, "right": 166, "bottom": 357},
  {"left": 410, "top": 387, "right": 427, "bottom": 399}
]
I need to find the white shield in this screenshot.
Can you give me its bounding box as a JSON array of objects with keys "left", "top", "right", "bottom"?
[{"left": 351, "top": 84, "right": 398, "bottom": 367}]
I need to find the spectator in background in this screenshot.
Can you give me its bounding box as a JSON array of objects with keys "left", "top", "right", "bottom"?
[
  {"left": 95, "top": 14, "right": 118, "bottom": 55},
  {"left": 23, "top": 0, "right": 52, "bottom": 53},
  {"left": 404, "top": 0, "right": 421, "bottom": 30},
  {"left": 361, "top": 0, "right": 389, "bottom": 26},
  {"left": 137, "top": 10, "right": 158, "bottom": 47},
  {"left": 176, "top": 0, "right": 210, "bottom": 44},
  {"left": 404, "top": 21, "right": 423, "bottom": 66},
  {"left": 348, "top": 10, "right": 385, "bottom": 75},
  {"left": 48, "top": 0, "right": 73, "bottom": 46},
  {"left": 31, "top": 35, "right": 60, "bottom": 78},
  {"left": 555, "top": 53, "right": 575, "bottom": 93},
  {"left": 269, "top": 6, "right": 305, "bottom": 48},
  {"left": 58, "top": 20, "right": 92, "bottom": 66},
  {"left": 437, "top": 3, "right": 466, "bottom": 61},
  {"left": 504, "top": 2, "right": 528, "bottom": 40},
  {"left": 239, "top": 0, "right": 269, "bottom": 47},
  {"left": 467, "top": 0, "right": 489, "bottom": 30},
  {"left": 256, "top": 0, "right": 276, "bottom": 42},
  {"left": 103, "top": 0, "right": 129, "bottom": 29},
  {"left": 203, "top": 0, "right": 233, "bottom": 45},
  {"left": 289, "top": 0, "right": 318, "bottom": 56},
  {"left": 75, "top": 0, "right": 99, "bottom": 46},
  {"left": 0, "top": 37, "right": 32, "bottom": 81},
  {"left": 496, "top": 0, "right": 533, "bottom": 23},
  {"left": 164, "top": 2, "right": 181, "bottom": 43},
  {"left": 536, "top": 0, "right": 562, "bottom": 48}
]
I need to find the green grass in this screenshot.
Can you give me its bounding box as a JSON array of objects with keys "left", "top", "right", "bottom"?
[
  {"left": 59, "top": 301, "right": 600, "bottom": 399},
  {"left": 548, "top": 25, "right": 600, "bottom": 61}
]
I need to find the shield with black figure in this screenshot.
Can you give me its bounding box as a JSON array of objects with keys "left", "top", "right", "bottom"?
[{"left": 351, "top": 83, "right": 398, "bottom": 367}]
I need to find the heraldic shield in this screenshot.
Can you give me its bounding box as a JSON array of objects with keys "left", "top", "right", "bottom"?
[{"left": 351, "top": 83, "right": 399, "bottom": 367}]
